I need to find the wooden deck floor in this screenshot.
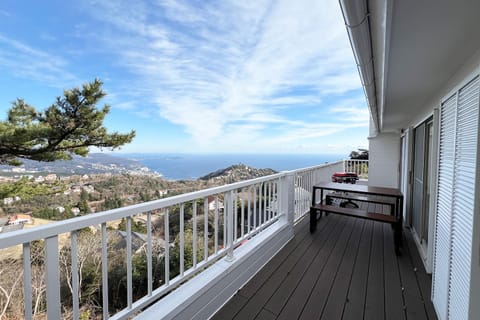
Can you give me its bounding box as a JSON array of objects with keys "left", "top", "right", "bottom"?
[{"left": 212, "top": 213, "right": 437, "bottom": 320}]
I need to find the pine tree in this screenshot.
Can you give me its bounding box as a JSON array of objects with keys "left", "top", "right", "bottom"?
[{"left": 0, "top": 79, "right": 135, "bottom": 165}]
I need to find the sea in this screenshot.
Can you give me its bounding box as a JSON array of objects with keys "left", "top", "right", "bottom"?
[{"left": 118, "top": 153, "right": 346, "bottom": 180}]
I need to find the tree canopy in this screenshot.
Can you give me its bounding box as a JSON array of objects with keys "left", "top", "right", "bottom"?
[
  {"left": 349, "top": 148, "right": 369, "bottom": 160},
  {"left": 0, "top": 79, "right": 135, "bottom": 165}
]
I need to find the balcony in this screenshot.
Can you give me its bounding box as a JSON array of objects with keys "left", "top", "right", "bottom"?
[
  {"left": 0, "top": 160, "right": 387, "bottom": 320},
  {"left": 213, "top": 215, "right": 436, "bottom": 320}
]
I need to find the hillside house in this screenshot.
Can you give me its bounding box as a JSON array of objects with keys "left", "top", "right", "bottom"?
[
  {"left": 8, "top": 214, "right": 32, "bottom": 225},
  {"left": 44, "top": 174, "right": 57, "bottom": 182}
]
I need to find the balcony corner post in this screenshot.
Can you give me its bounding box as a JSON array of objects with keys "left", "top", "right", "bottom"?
[{"left": 280, "top": 172, "right": 295, "bottom": 226}]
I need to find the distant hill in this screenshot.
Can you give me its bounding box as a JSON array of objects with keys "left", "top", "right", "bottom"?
[
  {"left": 0, "top": 153, "right": 157, "bottom": 176},
  {"left": 199, "top": 164, "right": 277, "bottom": 183}
]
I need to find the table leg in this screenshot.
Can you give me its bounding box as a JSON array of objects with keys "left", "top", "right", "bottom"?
[
  {"left": 394, "top": 196, "right": 404, "bottom": 255},
  {"left": 310, "top": 207, "right": 316, "bottom": 233}
]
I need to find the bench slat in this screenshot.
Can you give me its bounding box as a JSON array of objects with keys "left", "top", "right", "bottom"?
[
  {"left": 326, "top": 192, "right": 396, "bottom": 205},
  {"left": 311, "top": 204, "right": 397, "bottom": 224}
]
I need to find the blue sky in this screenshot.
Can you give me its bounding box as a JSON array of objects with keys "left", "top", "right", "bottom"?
[{"left": 0, "top": 0, "right": 369, "bottom": 155}]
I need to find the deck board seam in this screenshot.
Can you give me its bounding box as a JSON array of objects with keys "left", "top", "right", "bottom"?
[
  {"left": 318, "top": 218, "right": 366, "bottom": 320},
  {"left": 264, "top": 215, "right": 347, "bottom": 318},
  {"left": 395, "top": 231, "right": 408, "bottom": 320},
  {"left": 294, "top": 217, "right": 356, "bottom": 319},
  {"left": 235, "top": 216, "right": 342, "bottom": 319},
  {"left": 361, "top": 220, "right": 374, "bottom": 320},
  {"left": 403, "top": 230, "right": 431, "bottom": 320},
  {"left": 340, "top": 219, "right": 370, "bottom": 320}
]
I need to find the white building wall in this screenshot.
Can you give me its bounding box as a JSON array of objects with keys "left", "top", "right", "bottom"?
[{"left": 368, "top": 132, "right": 400, "bottom": 188}]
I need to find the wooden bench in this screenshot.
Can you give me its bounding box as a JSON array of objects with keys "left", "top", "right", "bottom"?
[
  {"left": 310, "top": 203, "right": 403, "bottom": 255},
  {"left": 325, "top": 192, "right": 396, "bottom": 214}
]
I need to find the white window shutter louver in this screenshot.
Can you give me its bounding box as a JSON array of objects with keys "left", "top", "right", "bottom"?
[{"left": 433, "top": 76, "right": 479, "bottom": 320}]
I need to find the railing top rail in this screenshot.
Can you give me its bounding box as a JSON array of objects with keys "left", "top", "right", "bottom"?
[{"left": 287, "top": 160, "right": 345, "bottom": 173}]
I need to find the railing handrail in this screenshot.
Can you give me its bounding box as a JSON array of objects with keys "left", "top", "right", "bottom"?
[
  {"left": 286, "top": 159, "right": 344, "bottom": 173},
  {"left": 0, "top": 160, "right": 347, "bottom": 249}
]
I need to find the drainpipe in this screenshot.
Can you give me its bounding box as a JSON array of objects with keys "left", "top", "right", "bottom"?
[{"left": 339, "top": 0, "right": 380, "bottom": 132}]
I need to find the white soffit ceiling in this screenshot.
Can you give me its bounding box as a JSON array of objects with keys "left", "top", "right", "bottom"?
[{"left": 382, "top": 0, "right": 480, "bottom": 131}]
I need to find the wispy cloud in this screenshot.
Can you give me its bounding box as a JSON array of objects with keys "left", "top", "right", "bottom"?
[
  {"left": 0, "top": 0, "right": 366, "bottom": 153},
  {"left": 76, "top": 0, "right": 366, "bottom": 151},
  {"left": 0, "top": 34, "right": 77, "bottom": 87}
]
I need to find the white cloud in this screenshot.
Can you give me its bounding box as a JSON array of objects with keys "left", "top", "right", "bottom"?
[
  {"left": 0, "top": 34, "right": 77, "bottom": 87},
  {"left": 0, "top": 0, "right": 369, "bottom": 154}
]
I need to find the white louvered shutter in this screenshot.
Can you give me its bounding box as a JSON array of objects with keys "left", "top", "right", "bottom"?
[
  {"left": 433, "top": 93, "right": 456, "bottom": 320},
  {"left": 432, "top": 76, "right": 480, "bottom": 320},
  {"left": 449, "top": 76, "right": 479, "bottom": 320}
]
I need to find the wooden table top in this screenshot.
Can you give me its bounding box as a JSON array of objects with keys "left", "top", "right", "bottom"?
[{"left": 313, "top": 182, "right": 403, "bottom": 197}]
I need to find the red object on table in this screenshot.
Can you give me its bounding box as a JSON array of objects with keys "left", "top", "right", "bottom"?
[{"left": 331, "top": 172, "right": 359, "bottom": 183}]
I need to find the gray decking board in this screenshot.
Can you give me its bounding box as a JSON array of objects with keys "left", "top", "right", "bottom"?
[
  {"left": 399, "top": 228, "right": 434, "bottom": 320},
  {"left": 383, "top": 223, "right": 407, "bottom": 320},
  {"left": 364, "top": 222, "right": 385, "bottom": 320},
  {"left": 212, "top": 294, "right": 248, "bottom": 320},
  {"left": 342, "top": 219, "right": 374, "bottom": 320},
  {"left": 403, "top": 230, "right": 437, "bottom": 320},
  {"left": 213, "top": 214, "right": 438, "bottom": 320},
  {"left": 312, "top": 219, "right": 365, "bottom": 320},
  {"left": 255, "top": 309, "right": 276, "bottom": 320},
  {"left": 275, "top": 217, "right": 353, "bottom": 320},
  {"left": 237, "top": 215, "right": 335, "bottom": 299},
  {"left": 264, "top": 216, "right": 347, "bottom": 315},
  {"left": 319, "top": 219, "right": 366, "bottom": 320},
  {"left": 295, "top": 218, "right": 361, "bottom": 320},
  {"left": 397, "top": 231, "right": 429, "bottom": 320},
  {"left": 235, "top": 216, "right": 347, "bottom": 320}
]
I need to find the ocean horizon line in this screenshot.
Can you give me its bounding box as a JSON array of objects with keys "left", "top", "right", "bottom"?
[{"left": 114, "top": 153, "right": 347, "bottom": 180}]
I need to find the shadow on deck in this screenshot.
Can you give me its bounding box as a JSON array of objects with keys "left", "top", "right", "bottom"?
[{"left": 213, "top": 213, "right": 437, "bottom": 320}]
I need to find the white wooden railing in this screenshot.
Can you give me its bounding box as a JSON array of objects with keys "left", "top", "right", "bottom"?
[
  {"left": 0, "top": 160, "right": 353, "bottom": 320},
  {"left": 293, "top": 161, "right": 345, "bottom": 221},
  {"left": 343, "top": 159, "right": 369, "bottom": 179}
]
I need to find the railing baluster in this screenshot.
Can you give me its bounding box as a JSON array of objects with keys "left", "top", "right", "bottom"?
[
  {"left": 226, "top": 190, "right": 234, "bottom": 261},
  {"left": 241, "top": 191, "right": 245, "bottom": 238},
  {"left": 233, "top": 191, "right": 238, "bottom": 241},
  {"left": 214, "top": 196, "right": 218, "bottom": 254},
  {"left": 101, "top": 223, "right": 109, "bottom": 319},
  {"left": 247, "top": 187, "right": 251, "bottom": 234},
  {"left": 180, "top": 204, "right": 185, "bottom": 277},
  {"left": 147, "top": 212, "right": 152, "bottom": 296},
  {"left": 193, "top": 200, "right": 197, "bottom": 268},
  {"left": 22, "top": 243, "right": 32, "bottom": 320},
  {"left": 268, "top": 182, "right": 272, "bottom": 220},
  {"left": 164, "top": 208, "right": 170, "bottom": 286},
  {"left": 204, "top": 198, "right": 208, "bottom": 262},
  {"left": 309, "top": 171, "right": 313, "bottom": 211},
  {"left": 45, "top": 236, "right": 61, "bottom": 319},
  {"left": 263, "top": 182, "right": 267, "bottom": 225},
  {"left": 223, "top": 193, "right": 226, "bottom": 248},
  {"left": 126, "top": 217, "right": 133, "bottom": 309},
  {"left": 253, "top": 185, "right": 257, "bottom": 230},
  {"left": 71, "top": 231, "right": 79, "bottom": 320}
]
